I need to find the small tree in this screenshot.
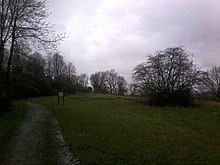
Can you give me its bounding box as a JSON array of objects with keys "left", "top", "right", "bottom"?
[
  {"left": 199, "top": 66, "right": 220, "bottom": 99},
  {"left": 133, "top": 47, "right": 201, "bottom": 106}
]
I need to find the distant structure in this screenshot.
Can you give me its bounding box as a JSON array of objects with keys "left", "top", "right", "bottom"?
[{"left": 87, "top": 85, "right": 94, "bottom": 93}]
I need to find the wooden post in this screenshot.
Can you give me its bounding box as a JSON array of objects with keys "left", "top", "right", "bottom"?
[
  {"left": 58, "top": 93, "right": 59, "bottom": 104},
  {"left": 63, "top": 93, "right": 64, "bottom": 104},
  {"left": 58, "top": 90, "right": 60, "bottom": 104}
]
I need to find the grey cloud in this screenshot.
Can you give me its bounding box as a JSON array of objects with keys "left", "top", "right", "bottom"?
[{"left": 48, "top": 0, "right": 220, "bottom": 82}]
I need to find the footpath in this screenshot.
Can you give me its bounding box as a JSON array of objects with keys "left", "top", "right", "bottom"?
[{"left": 3, "top": 102, "right": 78, "bottom": 165}]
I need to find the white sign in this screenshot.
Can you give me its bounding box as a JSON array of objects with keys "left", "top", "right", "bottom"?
[{"left": 59, "top": 92, "right": 63, "bottom": 97}]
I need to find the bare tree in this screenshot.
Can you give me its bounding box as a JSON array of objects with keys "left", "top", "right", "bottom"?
[
  {"left": 105, "top": 69, "right": 118, "bottom": 94},
  {"left": 90, "top": 71, "right": 107, "bottom": 93},
  {"left": 199, "top": 66, "right": 220, "bottom": 98},
  {"left": 78, "top": 73, "right": 89, "bottom": 88},
  {"left": 133, "top": 47, "right": 201, "bottom": 106},
  {"left": 51, "top": 52, "right": 66, "bottom": 89},
  {"left": 60, "top": 62, "right": 76, "bottom": 94},
  {"left": 0, "top": 0, "right": 64, "bottom": 95},
  {"left": 45, "top": 53, "right": 53, "bottom": 78},
  {"left": 90, "top": 69, "right": 127, "bottom": 95},
  {"left": 65, "top": 62, "right": 76, "bottom": 79},
  {"left": 0, "top": 0, "right": 11, "bottom": 70}
]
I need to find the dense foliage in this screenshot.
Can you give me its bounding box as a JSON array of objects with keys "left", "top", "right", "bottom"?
[
  {"left": 0, "top": 0, "right": 64, "bottom": 114},
  {"left": 132, "top": 47, "right": 201, "bottom": 106}
]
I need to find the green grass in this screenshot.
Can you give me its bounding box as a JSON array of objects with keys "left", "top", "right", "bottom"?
[
  {"left": 36, "top": 94, "right": 220, "bottom": 165},
  {"left": 0, "top": 100, "right": 27, "bottom": 162}
]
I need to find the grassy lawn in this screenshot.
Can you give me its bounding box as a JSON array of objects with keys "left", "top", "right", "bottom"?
[
  {"left": 0, "top": 100, "right": 27, "bottom": 162},
  {"left": 36, "top": 94, "right": 220, "bottom": 165}
]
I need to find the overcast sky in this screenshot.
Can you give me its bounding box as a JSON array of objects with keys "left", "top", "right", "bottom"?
[{"left": 47, "top": 0, "right": 220, "bottom": 81}]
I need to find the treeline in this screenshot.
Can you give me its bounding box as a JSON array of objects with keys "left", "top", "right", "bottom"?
[
  {"left": 1, "top": 47, "right": 128, "bottom": 99},
  {"left": 1, "top": 45, "right": 219, "bottom": 110},
  {"left": 8, "top": 50, "right": 92, "bottom": 98},
  {"left": 0, "top": 0, "right": 64, "bottom": 113}
]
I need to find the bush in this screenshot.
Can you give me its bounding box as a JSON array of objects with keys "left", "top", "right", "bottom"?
[{"left": 148, "top": 90, "right": 193, "bottom": 107}]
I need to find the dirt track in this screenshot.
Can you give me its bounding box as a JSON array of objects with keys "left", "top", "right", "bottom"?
[{"left": 3, "top": 102, "right": 78, "bottom": 165}]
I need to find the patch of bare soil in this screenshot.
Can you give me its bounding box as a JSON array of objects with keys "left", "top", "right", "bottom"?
[{"left": 3, "top": 102, "right": 78, "bottom": 165}]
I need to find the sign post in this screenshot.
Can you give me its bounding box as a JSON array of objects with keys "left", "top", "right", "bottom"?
[{"left": 58, "top": 90, "right": 64, "bottom": 104}]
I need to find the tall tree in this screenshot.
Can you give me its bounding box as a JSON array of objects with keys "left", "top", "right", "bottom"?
[
  {"left": 13, "top": 51, "right": 48, "bottom": 97},
  {"left": 106, "top": 69, "right": 118, "bottom": 94},
  {"left": 0, "top": 0, "right": 64, "bottom": 96},
  {"left": 51, "top": 52, "right": 65, "bottom": 89},
  {"left": 62, "top": 62, "right": 76, "bottom": 93},
  {"left": 0, "top": 0, "right": 13, "bottom": 70},
  {"left": 45, "top": 53, "right": 53, "bottom": 79},
  {"left": 66, "top": 62, "right": 76, "bottom": 80}
]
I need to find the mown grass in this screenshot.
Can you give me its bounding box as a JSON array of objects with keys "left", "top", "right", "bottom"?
[
  {"left": 0, "top": 100, "right": 27, "bottom": 163},
  {"left": 36, "top": 94, "right": 220, "bottom": 165}
]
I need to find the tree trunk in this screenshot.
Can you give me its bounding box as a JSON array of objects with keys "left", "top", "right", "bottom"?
[
  {"left": 0, "top": 0, "right": 5, "bottom": 71},
  {"left": 0, "top": 45, "right": 4, "bottom": 71},
  {"left": 5, "top": 18, "right": 16, "bottom": 94},
  {"left": 218, "top": 84, "right": 220, "bottom": 99}
]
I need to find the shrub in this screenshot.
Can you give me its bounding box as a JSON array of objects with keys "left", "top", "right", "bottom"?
[{"left": 148, "top": 89, "right": 193, "bottom": 107}]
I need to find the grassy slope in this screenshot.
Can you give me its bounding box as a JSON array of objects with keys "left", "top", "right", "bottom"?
[
  {"left": 0, "top": 101, "right": 27, "bottom": 162},
  {"left": 36, "top": 94, "right": 220, "bottom": 165}
]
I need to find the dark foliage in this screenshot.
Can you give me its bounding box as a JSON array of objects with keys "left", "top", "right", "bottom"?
[
  {"left": 0, "top": 96, "right": 11, "bottom": 116},
  {"left": 148, "top": 89, "right": 193, "bottom": 107}
]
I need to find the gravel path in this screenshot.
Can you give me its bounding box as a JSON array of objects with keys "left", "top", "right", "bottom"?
[{"left": 3, "top": 102, "right": 78, "bottom": 165}]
